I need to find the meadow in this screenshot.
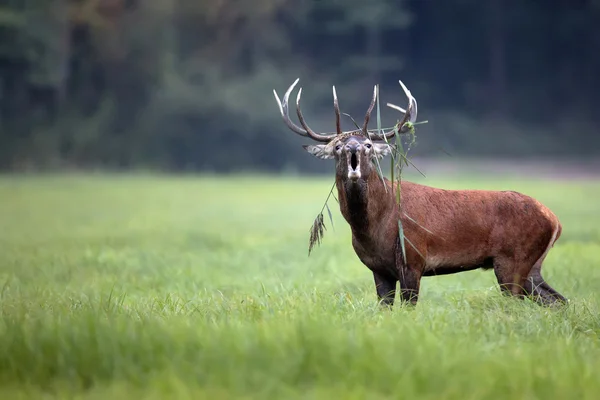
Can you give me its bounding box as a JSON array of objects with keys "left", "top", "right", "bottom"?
[{"left": 0, "top": 171, "right": 599, "bottom": 399}]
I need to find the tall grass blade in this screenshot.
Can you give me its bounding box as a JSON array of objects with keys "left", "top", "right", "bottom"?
[
  {"left": 393, "top": 125, "right": 410, "bottom": 263},
  {"left": 308, "top": 212, "right": 325, "bottom": 255},
  {"left": 398, "top": 220, "right": 407, "bottom": 264},
  {"left": 308, "top": 181, "right": 338, "bottom": 253},
  {"left": 403, "top": 212, "right": 444, "bottom": 239},
  {"left": 404, "top": 235, "right": 425, "bottom": 260},
  {"left": 342, "top": 113, "right": 361, "bottom": 130},
  {"left": 399, "top": 153, "right": 426, "bottom": 178},
  {"left": 373, "top": 84, "right": 387, "bottom": 192},
  {"left": 325, "top": 203, "right": 335, "bottom": 232},
  {"left": 436, "top": 145, "right": 453, "bottom": 157}
]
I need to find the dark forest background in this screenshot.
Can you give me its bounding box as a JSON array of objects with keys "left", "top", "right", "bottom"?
[{"left": 1, "top": 0, "right": 599, "bottom": 172}]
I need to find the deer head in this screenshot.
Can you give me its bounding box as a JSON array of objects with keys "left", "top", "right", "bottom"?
[{"left": 273, "top": 79, "right": 418, "bottom": 183}]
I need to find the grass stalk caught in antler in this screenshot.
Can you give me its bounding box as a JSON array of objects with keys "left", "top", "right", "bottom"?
[
  {"left": 391, "top": 118, "right": 432, "bottom": 262},
  {"left": 392, "top": 124, "right": 408, "bottom": 263},
  {"left": 308, "top": 181, "right": 337, "bottom": 255},
  {"left": 371, "top": 85, "right": 388, "bottom": 191}
]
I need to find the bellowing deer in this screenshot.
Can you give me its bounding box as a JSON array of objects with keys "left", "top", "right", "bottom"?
[{"left": 273, "top": 78, "right": 568, "bottom": 307}]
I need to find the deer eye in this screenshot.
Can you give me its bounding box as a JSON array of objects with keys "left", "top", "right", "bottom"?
[
  {"left": 335, "top": 145, "right": 342, "bottom": 151},
  {"left": 365, "top": 143, "right": 372, "bottom": 149}
]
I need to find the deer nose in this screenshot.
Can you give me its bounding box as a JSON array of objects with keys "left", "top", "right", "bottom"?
[{"left": 346, "top": 142, "right": 360, "bottom": 154}]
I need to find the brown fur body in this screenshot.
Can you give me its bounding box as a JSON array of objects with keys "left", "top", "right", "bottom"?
[{"left": 337, "top": 167, "right": 566, "bottom": 306}]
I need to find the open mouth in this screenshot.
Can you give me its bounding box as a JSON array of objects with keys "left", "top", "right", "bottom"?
[
  {"left": 350, "top": 153, "right": 358, "bottom": 170},
  {"left": 348, "top": 153, "right": 361, "bottom": 180}
]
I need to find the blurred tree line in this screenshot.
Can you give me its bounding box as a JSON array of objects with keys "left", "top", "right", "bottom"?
[{"left": 1, "top": 0, "right": 599, "bottom": 172}]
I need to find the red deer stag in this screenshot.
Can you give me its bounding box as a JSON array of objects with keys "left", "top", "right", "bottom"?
[{"left": 273, "top": 78, "right": 568, "bottom": 307}]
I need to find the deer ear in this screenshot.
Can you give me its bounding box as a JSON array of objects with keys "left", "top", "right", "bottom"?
[
  {"left": 303, "top": 144, "right": 334, "bottom": 160},
  {"left": 373, "top": 143, "right": 393, "bottom": 159}
]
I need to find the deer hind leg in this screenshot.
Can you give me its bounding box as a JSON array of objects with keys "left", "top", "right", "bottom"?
[
  {"left": 493, "top": 256, "right": 530, "bottom": 299},
  {"left": 494, "top": 259, "right": 567, "bottom": 306},
  {"left": 495, "top": 243, "right": 567, "bottom": 306},
  {"left": 524, "top": 262, "right": 568, "bottom": 306},
  {"left": 523, "top": 223, "right": 568, "bottom": 306},
  {"left": 373, "top": 271, "right": 397, "bottom": 307}
]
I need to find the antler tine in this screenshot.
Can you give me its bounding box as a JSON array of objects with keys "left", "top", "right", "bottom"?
[
  {"left": 398, "top": 79, "right": 418, "bottom": 124},
  {"left": 273, "top": 79, "right": 337, "bottom": 142},
  {"left": 370, "top": 79, "right": 418, "bottom": 141},
  {"left": 361, "top": 85, "right": 378, "bottom": 135},
  {"left": 272, "top": 78, "right": 309, "bottom": 137},
  {"left": 332, "top": 86, "right": 342, "bottom": 135},
  {"left": 296, "top": 87, "right": 337, "bottom": 143}
]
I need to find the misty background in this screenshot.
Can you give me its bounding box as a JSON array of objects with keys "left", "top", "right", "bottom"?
[{"left": 1, "top": 0, "right": 599, "bottom": 173}]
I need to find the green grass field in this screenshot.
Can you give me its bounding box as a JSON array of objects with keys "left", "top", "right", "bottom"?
[{"left": 0, "top": 173, "right": 599, "bottom": 399}]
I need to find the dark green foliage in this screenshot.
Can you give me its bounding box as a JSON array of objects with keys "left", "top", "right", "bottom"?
[{"left": 1, "top": 0, "right": 600, "bottom": 171}]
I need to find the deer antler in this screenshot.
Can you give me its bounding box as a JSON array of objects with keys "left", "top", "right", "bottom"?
[
  {"left": 332, "top": 86, "right": 342, "bottom": 135},
  {"left": 274, "top": 79, "right": 390, "bottom": 142},
  {"left": 273, "top": 79, "right": 337, "bottom": 143},
  {"left": 362, "top": 85, "right": 377, "bottom": 136},
  {"left": 369, "top": 80, "right": 418, "bottom": 141}
]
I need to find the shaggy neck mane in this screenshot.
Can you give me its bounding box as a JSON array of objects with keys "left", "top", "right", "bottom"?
[{"left": 336, "top": 169, "right": 395, "bottom": 241}]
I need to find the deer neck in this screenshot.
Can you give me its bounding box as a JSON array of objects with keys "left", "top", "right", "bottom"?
[{"left": 336, "top": 169, "right": 396, "bottom": 240}]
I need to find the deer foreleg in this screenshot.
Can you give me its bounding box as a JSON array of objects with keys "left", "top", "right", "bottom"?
[
  {"left": 373, "top": 272, "right": 397, "bottom": 307},
  {"left": 395, "top": 248, "right": 422, "bottom": 305},
  {"left": 397, "top": 266, "right": 422, "bottom": 305}
]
